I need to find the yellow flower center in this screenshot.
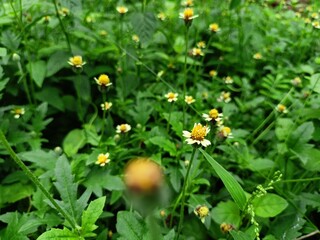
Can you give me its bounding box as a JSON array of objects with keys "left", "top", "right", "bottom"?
[
  {"left": 167, "top": 92, "right": 175, "bottom": 99},
  {"left": 120, "top": 124, "right": 127, "bottom": 132},
  {"left": 209, "top": 70, "right": 217, "bottom": 77},
  {"left": 97, "top": 154, "right": 108, "bottom": 164},
  {"left": 117, "top": 6, "right": 128, "bottom": 14},
  {"left": 15, "top": 109, "right": 23, "bottom": 114},
  {"left": 191, "top": 124, "right": 207, "bottom": 141},
  {"left": 98, "top": 74, "right": 110, "bottom": 85},
  {"left": 209, "top": 109, "right": 219, "bottom": 119},
  {"left": 278, "top": 104, "right": 286, "bottom": 112},
  {"left": 222, "top": 127, "right": 231, "bottom": 136},
  {"left": 223, "top": 92, "right": 230, "bottom": 99},
  {"left": 197, "top": 206, "right": 209, "bottom": 218},
  {"left": 183, "top": 8, "right": 194, "bottom": 20},
  {"left": 209, "top": 23, "right": 219, "bottom": 32},
  {"left": 71, "top": 56, "right": 83, "bottom": 66}
]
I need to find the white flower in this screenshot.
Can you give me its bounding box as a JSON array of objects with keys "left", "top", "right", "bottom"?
[
  {"left": 116, "top": 124, "right": 131, "bottom": 133},
  {"left": 183, "top": 123, "right": 211, "bottom": 147},
  {"left": 202, "top": 108, "right": 223, "bottom": 123},
  {"left": 165, "top": 92, "right": 178, "bottom": 102},
  {"left": 95, "top": 153, "right": 111, "bottom": 167}
]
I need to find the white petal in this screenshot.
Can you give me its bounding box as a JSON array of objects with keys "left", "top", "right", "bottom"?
[
  {"left": 182, "top": 131, "right": 191, "bottom": 138},
  {"left": 201, "top": 139, "right": 211, "bottom": 147}
]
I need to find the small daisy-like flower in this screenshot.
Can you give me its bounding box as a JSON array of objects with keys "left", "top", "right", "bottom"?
[
  {"left": 192, "top": 48, "right": 204, "bottom": 57},
  {"left": 68, "top": 56, "right": 86, "bottom": 69},
  {"left": 124, "top": 157, "right": 163, "bottom": 192},
  {"left": 295, "top": 12, "right": 301, "bottom": 18},
  {"left": 194, "top": 205, "right": 210, "bottom": 223},
  {"left": 276, "top": 104, "right": 288, "bottom": 114},
  {"left": 291, "top": 77, "right": 302, "bottom": 87},
  {"left": 218, "top": 126, "right": 233, "bottom": 139},
  {"left": 132, "top": 34, "right": 140, "bottom": 43},
  {"left": 179, "top": 8, "right": 198, "bottom": 25},
  {"left": 217, "top": 91, "right": 231, "bottom": 103},
  {"left": 59, "top": 7, "right": 70, "bottom": 16},
  {"left": 209, "top": 70, "right": 217, "bottom": 77},
  {"left": 197, "top": 41, "right": 206, "bottom": 49},
  {"left": 116, "top": 123, "right": 131, "bottom": 133},
  {"left": 157, "top": 12, "right": 166, "bottom": 21},
  {"left": 202, "top": 91, "right": 208, "bottom": 99},
  {"left": 220, "top": 223, "right": 235, "bottom": 233},
  {"left": 101, "top": 101, "right": 112, "bottom": 111},
  {"left": 182, "top": 0, "right": 193, "bottom": 7},
  {"left": 165, "top": 92, "right": 178, "bottom": 102},
  {"left": 99, "top": 30, "right": 108, "bottom": 36},
  {"left": 253, "top": 53, "right": 262, "bottom": 60},
  {"left": 311, "top": 12, "right": 319, "bottom": 19},
  {"left": 185, "top": 95, "right": 195, "bottom": 105},
  {"left": 304, "top": 18, "right": 311, "bottom": 24},
  {"left": 86, "top": 16, "right": 95, "bottom": 23},
  {"left": 11, "top": 108, "right": 25, "bottom": 119},
  {"left": 224, "top": 76, "right": 233, "bottom": 84},
  {"left": 95, "top": 153, "right": 111, "bottom": 167},
  {"left": 43, "top": 16, "right": 50, "bottom": 23},
  {"left": 183, "top": 123, "right": 211, "bottom": 147},
  {"left": 160, "top": 210, "right": 166, "bottom": 217},
  {"left": 202, "top": 108, "right": 223, "bottom": 123},
  {"left": 312, "top": 21, "right": 320, "bottom": 29},
  {"left": 94, "top": 74, "right": 112, "bottom": 87},
  {"left": 116, "top": 6, "right": 128, "bottom": 14},
  {"left": 209, "top": 23, "right": 220, "bottom": 33}
]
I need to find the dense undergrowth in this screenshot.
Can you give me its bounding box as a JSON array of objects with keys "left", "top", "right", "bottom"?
[{"left": 0, "top": 0, "right": 320, "bottom": 239}]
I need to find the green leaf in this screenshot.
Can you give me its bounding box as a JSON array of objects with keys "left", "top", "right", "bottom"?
[
  {"left": 73, "top": 75, "right": 91, "bottom": 102},
  {"left": 116, "top": 211, "right": 145, "bottom": 240},
  {"left": 36, "top": 87, "right": 65, "bottom": 111},
  {"left": 149, "top": 136, "right": 177, "bottom": 156},
  {"left": 275, "top": 118, "right": 294, "bottom": 141},
  {"left": 230, "top": 230, "right": 254, "bottom": 240},
  {"left": 200, "top": 149, "right": 246, "bottom": 210},
  {"left": 131, "top": 12, "right": 157, "bottom": 47},
  {"left": 211, "top": 201, "right": 241, "bottom": 227},
  {"left": 37, "top": 228, "right": 83, "bottom": 240},
  {"left": 46, "top": 51, "right": 69, "bottom": 77},
  {"left": 252, "top": 193, "right": 288, "bottom": 218},
  {"left": 309, "top": 73, "right": 320, "bottom": 93},
  {"left": 230, "top": 0, "right": 243, "bottom": 9},
  {"left": 81, "top": 197, "right": 106, "bottom": 236},
  {"left": 0, "top": 183, "right": 34, "bottom": 207},
  {"left": 62, "top": 129, "right": 86, "bottom": 157},
  {"left": 29, "top": 60, "right": 46, "bottom": 87},
  {"left": 0, "top": 47, "right": 7, "bottom": 57},
  {"left": 287, "top": 122, "right": 314, "bottom": 152}
]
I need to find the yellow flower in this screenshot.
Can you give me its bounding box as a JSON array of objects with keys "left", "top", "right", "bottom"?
[
  {"left": 202, "top": 108, "right": 223, "bottom": 123},
  {"left": 253, "top": 53, "right": 262, "bottom": 60},
  {"left": 116, "top": 123, "right": 131, "bottom": 133},
  {"left": 59, "top": 7, "right": 69, "bottom": 16},
  {"left": 197, "top": 41, "right": 206, "bottom": 49},
  {"left": 183, "top": 123, "right": 211, "bottom": 147},
  {"left": 311, "top": 12, "right": 319, "bottom": 19},
  {"left": 116, "top": 6, "right": 128, "bottom": 14},
  {"left": 220, "top": 223, "right": 235, "bottom": 233},
  {"left": 209, "top": 70, "right": 217, "bottom": 77},
  {"left": 291, "top": 77, "right": 302, "bottom": 87},
  {"left": 101, "top": 102, "right": 112, "bottom": 111},
  {"left": 94, "top": 74, "right": 112, "bottom": 87},
  {"left": 132, "top": 34, "right": 140, "bottom": 43},
  {"left": 99, "top": 30, "right": 108, "bottom": 36},
  {"left": 304, "top": 18, "right": 311, "bottom": 24},
  {"left": 209, "top": 23, "right": 220, "bottom": 33},
  {"left": 185, "top": 95, "right": 195, "bottom": 104},
  {"left": 11, "top": 108, "right": 25, "bottom": 119},
  {"left": 165, "top": 92, "right": 178, "bottom": 102},
  {"left": 179, "top": 8, "right": 198, "bottom": 24},
  {"left": 157, "top": 12, "right": 166, "bottom": 21},
  {"left": 124, "top": 157, "right": 163, "bottom": 192},
  {"left": 194, "top": 205, "right": 209, "bottom": 223},
  {"left": 182, "top": 0, "right": 193, "bottom": 7},
  {"left": 217, "top": 91, "right": 231, "bottom": 103},
  {"left": 218, "top": 126, "right": 233, "bottom": 139},
  {"left": 95, "top": 153, "right": 111, "bottom": 167},
  {"left": 192, "top": 48, "right": 204, "bottom": 57},
  {"left": 43, "top": 16, "right": 50, "bottom": 23},
  {"left": 224, "top": 76, "right": 233, "bottom": 84},
  {"left": 312, "top": 21, "right": 320, "bottom": 29},
  {"left": 68, "top": 56, "right": 86, "bottom": 68},
  {"left": 276, "top": 104, "right": 288, "bottom": 114}
]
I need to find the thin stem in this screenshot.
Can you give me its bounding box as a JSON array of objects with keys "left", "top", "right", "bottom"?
[
  {"left": 166, "top": 103, "right": 174, "bottom": 132},
  {"left": 99, "top": 91, "right": 107, "bottom": 146},
  {"left": 51, "top": 0, "right": 72, "bottom": 54},
  {"left": 280, "top": 177, "right": 320, "bottom": 183},
  {"left": 0, "top": 130, "right": 76, "bottom": 229},
  {"left": 176, "top": 147, "right": 197, "bottom": 240},
  {"left": 182, "top": 27, "right": 189, "bottom": 129},
  {"left": 17, "top": 61, "right": 33, "bottom": 105}
]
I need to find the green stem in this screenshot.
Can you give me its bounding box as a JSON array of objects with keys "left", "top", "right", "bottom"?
[
  {"left": 0, "top": 130, "right": 76, "bottom": 229},
  {"left": 166, "top": 103, "right": 173, "bottom": 132},
  {"left": 17, "top": 61, "right": 33, "bottom": 105},
  {"left": 176, "top": 147, "right": 197, "bottom": 240},
  {"left": 182, "top": 27, "right": 189, "bottom": 129},
  {"left": 280, "top": 177, "right": 320, "bottom": 183},
  {"left": 99, "top": 91, "right": 107, "bottom": 146},
  {"left": 51, "top": 0, "right": 72, "bottom": 54}
]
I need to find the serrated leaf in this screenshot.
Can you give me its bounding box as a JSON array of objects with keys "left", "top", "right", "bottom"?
[
  {"left": 131, "top": 12, "right": 157, "bottom": 47},
  {"left": 253, "top": 193, "right": 288, "bottom": 218},
  {"left": 116, "top": 211, "right": 145, "bottom": 240},
  {"left": 29, "top": 60, "right": 46, "bottom": 87},
  {"left": 211, "top": 201, "right": 241, "bottom": 227},
  {"left": 62, "top": 129, "right": 86, "bottom": 157},
  {"left": 287, "top": 122, "right": 314, "bottom": 152},
  {"left": 81, "top": 197, "right": 106, "bottom": 235},
  {"left": 37, "top": 228, "right": 83, "bottom": 240},
  {"left": 200, "top": 149, "right": 246, "bottom": 210},
  {"left": 149, "top": 136, "right": 177, "bottom": 156}
]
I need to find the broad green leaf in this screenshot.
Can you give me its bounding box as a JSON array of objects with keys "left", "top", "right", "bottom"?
[
  {"left": 252, "top": 193, "right": 288, "bottom": 218},
  {"left": 275, "top": 118, "right": 294, "bottom": 141},
  {"left": 0, "top": 183, "right": 34, "bottom": 207},
  {"left": 163, "top": 112, "right": 183, "bottom": 136},
  {"left": 37, "top": 228, "right": 83, "bottom": 240},
  {"left": 35, "top": 87, "right": 65, "bottom": 111},
  {"left": 131, "top": 12, "right": 157, "bottom": 47},
  {"left": 200, "top": 149, "right": 247, "bottom": 210},
  {"left": 248, "top": 158, "right": 274, "bottom": 172},
  {"left": 62, "top": 129, "right": 86, "bottom": 157},
  {"left": 73, "top": 75, "right": 91, "bottom": 102},
  {"left": 211, "top": 201, "right": 241, "bottom": 227},
  {"left": 230, "top": 0, "right": 243, "bottom": 9},
  {"left": 116, "top": 211, "right": 145, "bottom": 240},
  {"left": 29, "top": 60, "right": 47, "bottom": 87},
  {"left": 149, "top": 136, "right": 177, "bottom": 156},
  {"left": 0, "top": 47, "right": 7, "bottom": 57},
  {"left": 309, "top": 73, "right": 320, "bottom": 93},
  {"left": 46, "top": 51, "right": 69, "bottom": 77},
  {"left": 81, "top": 197, "right": 106, "bottom": 236},
  {"left": 287, "top": 122, "right": 314, "bottom": 152},
  {"left": 230, "top": 230, "right": 254, "bottom": 240}
]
